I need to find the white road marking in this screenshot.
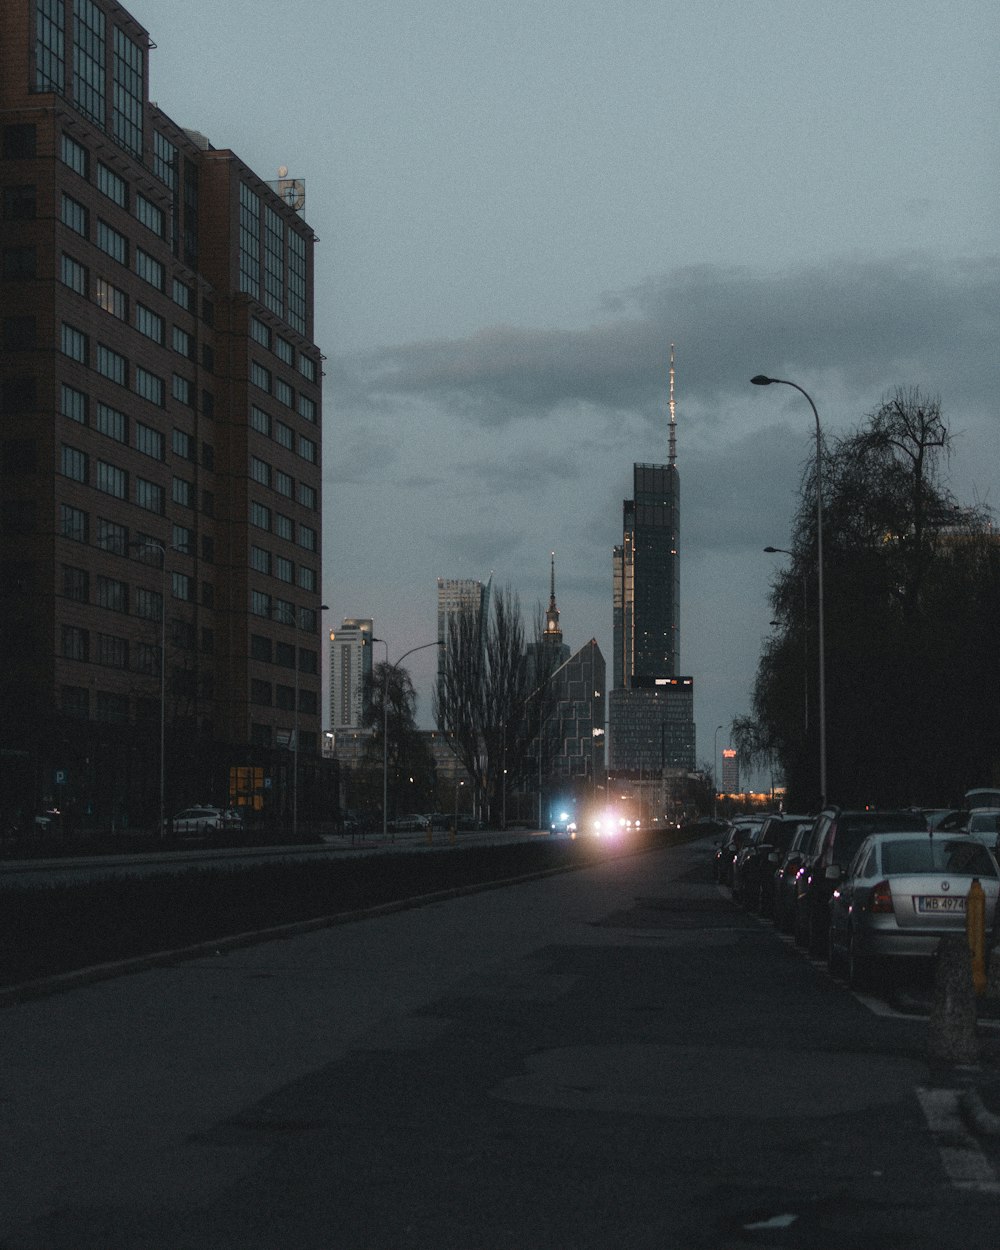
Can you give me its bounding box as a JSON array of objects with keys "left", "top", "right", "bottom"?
[{"left": 916, "top": 1087, "right": 1000, "bottom": 1193}]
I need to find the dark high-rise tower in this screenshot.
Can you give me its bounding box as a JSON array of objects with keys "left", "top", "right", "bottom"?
[{"left": 609, "top": 347, "right": 694, "bottom": 773}]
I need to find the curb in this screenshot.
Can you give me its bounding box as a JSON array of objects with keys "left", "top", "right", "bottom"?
[{"left": 1, "top": 839, "right": 659, "bottom": 1007}]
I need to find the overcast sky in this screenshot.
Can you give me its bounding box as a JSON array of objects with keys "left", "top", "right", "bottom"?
[{"left": 128, "top": 0, "right": 999, "bottom": 775}]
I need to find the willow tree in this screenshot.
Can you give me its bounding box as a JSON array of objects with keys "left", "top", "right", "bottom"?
[
  {"left": 434, "top": 585, "right": 562, "bottom": 826},
  {"left": 747, "top": 387, "right": 997, "bottom": 809}
]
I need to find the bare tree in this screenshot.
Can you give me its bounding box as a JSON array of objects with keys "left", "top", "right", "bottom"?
[{"left": 434, "top": 585, "right": 561, "bottom": 826}]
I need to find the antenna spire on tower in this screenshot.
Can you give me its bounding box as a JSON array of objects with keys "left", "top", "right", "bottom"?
[{"left": 668, "top": 343, "right": 677, "bottom": 468}]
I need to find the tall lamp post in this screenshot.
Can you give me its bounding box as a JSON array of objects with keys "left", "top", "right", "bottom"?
[
  {"left": 372, "top": 638, "right": 443, "bottom": 840},
  {"left": 752, "top": 375, "right": 827, "bottom": 808},
  {"left": 275, "top": 602, "right": 328, "bottom": 841},
  {"left": 130, "top": 539, "right": 178, "bottom": 838},
  {"left": 713, "top": 724, "right": 723, "bottom": 819}
]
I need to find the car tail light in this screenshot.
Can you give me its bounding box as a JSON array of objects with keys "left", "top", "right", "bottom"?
[{"left": 870, "top": 880, "right": 893, "bottom": 913}]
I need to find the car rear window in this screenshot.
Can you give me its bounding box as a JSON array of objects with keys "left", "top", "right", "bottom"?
[{"left": 881, "top": 838, "right": 998, "bottom": 877}]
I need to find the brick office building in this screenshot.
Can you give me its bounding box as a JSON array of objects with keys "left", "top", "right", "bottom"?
[{"left": 0, "top": 0, "right": 327, "bottom": 832}]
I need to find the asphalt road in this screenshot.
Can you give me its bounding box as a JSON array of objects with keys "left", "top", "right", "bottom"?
[{"left": 3, "top": 835, "right": 1000, "bottom": 1248}]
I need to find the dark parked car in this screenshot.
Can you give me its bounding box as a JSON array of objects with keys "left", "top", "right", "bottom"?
[
  {"left": 792, "top": 807, "right": 928, "bottom": 954},
  {"left": 734, "top": 814, "right": 811, "bottom": 915},
  {"left": 772, "top": 819, "right": 816, "bottom": 932},
  {"left": 828, "top": 831, "right": 1000, "bottom": 989},
  {"left": 713, "top": 819, "right": 759, "bottom": 886}
]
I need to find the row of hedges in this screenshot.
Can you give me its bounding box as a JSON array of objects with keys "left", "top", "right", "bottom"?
[{"left": 1, "top": 829, "right": 687, "bottom": 990}]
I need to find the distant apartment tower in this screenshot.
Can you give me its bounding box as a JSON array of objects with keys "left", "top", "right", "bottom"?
[
  {"left": 721, "top": 747, "right": 740, "bottom": 792},
  {"left": 436, "top": 576, "right": 490, "bottom": 673},
  {"left": 0, "top": 0, "right": 325, "bottom": 825},
  {"left": 608, "top": 349, "right": 695, "bottom": 773},
  {"left": 330, "top": 618, "right": 373, "bottom": 731}
]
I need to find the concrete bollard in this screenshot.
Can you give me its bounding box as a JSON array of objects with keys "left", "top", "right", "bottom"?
[{"left": 928, "top": 935, "right": 979, "bottom": 1066}]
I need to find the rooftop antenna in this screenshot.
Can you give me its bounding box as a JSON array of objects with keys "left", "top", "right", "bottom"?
[{"left": 668, "top": 342, "right": 677, "bottom": 468}]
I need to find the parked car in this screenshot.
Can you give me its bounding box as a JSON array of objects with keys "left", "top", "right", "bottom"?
[
  {"left": 963, "top": 809, "right": 1000, "bottom": 853},
  {"left": 792, "top": 807, "right": 928, "bottom": 954},
  {"left": 168, "top": 806, "right": 225, "bottom": 836},
  {"left": 735, "top": 814, "right": 811, "bottom": 915},
  {"left": 712, "top": 819, "right": 750, "bottom": 885},
  {"left": 771, "top": 819, "right": 817, "bottom": 932},
  {"left": 730, "top": 820, "right": 776, "bottom": 904},
  {"left": 828, "top": 831, "right": 1000, "bottom": 989}
]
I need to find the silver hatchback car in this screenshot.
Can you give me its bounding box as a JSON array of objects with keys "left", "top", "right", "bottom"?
[{"left": 828, "top": 832, "right": 1000, "bottom": 990}]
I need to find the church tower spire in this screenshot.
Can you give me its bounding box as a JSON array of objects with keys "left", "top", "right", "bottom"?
[{"left": 544, "top": 551, "right": 563, "bottom": 646}]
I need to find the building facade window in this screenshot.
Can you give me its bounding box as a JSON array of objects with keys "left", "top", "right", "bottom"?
[
  {"left": 62, "top": 624, "right": 89, "bottom": 661},
  {"left": 172, "top": 477, "right": 193, "bottom": 508},
  {"left": 135, "top": 586, "right": 162, "bottom": 621},
  {"left": 298, "top": 482, "right": 317, "bottom": 510},
  {"left": 136, "top": 478, "right": 163, "bottom": 514},
  {"left": 59, "top": 503, "right": 88, "bottom": 542},
  {"left": 274, "top": 555, "right": 293, "bottom": 583},
  {"left": 297, "top": 394, "right": 316, "bottom": 423},
  {"left": 250, "top": 500, "right": 271, "bottom": 530},
  {"left": 95, "top": 402, "right": 126, "bottom": 442},
  {"left": 274, "top": 378, "right": 293, "bottom": 408},
  {"left": 172, "top": 523, "right": 192, "bottom": 553},
  {"left": 35, "top": 0, "right": 65, "bottom": 94},
  {"left": 250, "top": 405, "right": 270, "bottom": 436},
  {"left": 95, "top": 459, "right": 126, "bottom": 498},
  {"left": 172, "top": 428, "right": 193, "bottom": 459},
  {"left": 298, "top": 353, "right": 316, "bottom": 382},
  {"left": 275, "top": 336, "right": 294, "bottom": 365},
  {"left": 97, "top": 161, "right": 128, "bottom": 207},
  {"left": 96, "top": 517, "right": 127, "bottom": 553},
  {"left": 251, "top": 589, "right": 272, "bottom": 617},
  {"left": 112, "top": 26, "right": 143, "bottom": 156},
  {"left": 96, "top": 574, "right": 128, "bottom": 613},
  {"left": 96, "top": 219, "right": 128, "bottom": 264},
  {"left": 60, "top": 444, "right": 87, "bottom": 482},
  {"left": 62, "top": 564, "right": 89, "bottom": 601},
  {"left": 135, "top": 367, "right": 164, "bottom": 406},
  {"left": 73, "top": 0, "right": 106, "bottom": 125},
  {"left": 171, "top": 277, "right": 192, "bottom": 309},
  {"left": 135, "top": 422, "right": 164, "bottom": 460},
  {"left": 60, "top": 132, "right": 89, "bottom": 177},
  {"left": 171, "top": 374, "right": 192, "bottom": 406},
  {"left": 250, "top": 545, "right": 270, "bottom": 574},
  {"left": 298, "top": 524, "right": 316, "bottom": 552},
  {"left": 251, "top": 361, "right": 271, "bottom": 392},
  {"left": 96, "top": 633, "right": 128, "bottom": 669},
  {"left": 97, "top": 343, "right": 127, "bottom": 385},
  {"left": 298, "top": 565, "right": 316, "bottom": 591},
  {"left": 135, "top": 193, "right": 164, "bottom": 237},
  {"left": 288, "top": 229, "right": 307, "bottom": 334},
  {"left": 298, "top": 435, "right": 317, "bottom": 464},
  {"left": 60, "top": 253, "right": 87, "bottom": 294},
  {"left": 239, "top": 182, "right": 260, "bottom": 297},
  {"left": 135, "top": 248, "right": 164, "bottom": 290},
  {"left": 135, "top": 303, "right": 164, "bottom": 343},
  {"left": 250, "top": 316, "right": 270, "bottom": 347},
  {"left": 274, "top": 421, "right": 293, "bottom": 450},
  {"left": 172, "top": 325, "right": 192, "bottom": 358},
  {"left": 94, "top": 276, "right": 127, "bottom": 319},
  {"left": 263, "top": 203, "right": 284, "bottom": 317},
  {"left": 171, "top": 571, "right": 192, "bottom": 600},
  {"left": 250, "top": 457, "right": 270, "bottom": 486},
  {"left": 274, "top": 513, "right": 293, "bottom": 541},
  {"left": 61, "top": 322, "right": 88, "bottom": 362},
  {"left": 274, "top": 470, "right": 293, "bottom": 499},
  {"left": 61, "top": 192, "right": 88, "bottom": 236},
  {"left": 60, "top": 384, "right": 87, "bottom": 424}
]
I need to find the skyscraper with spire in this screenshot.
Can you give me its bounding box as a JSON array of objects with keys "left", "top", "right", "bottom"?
[{"left": 609, "top": 346, "right": 695, "bottom": 773}]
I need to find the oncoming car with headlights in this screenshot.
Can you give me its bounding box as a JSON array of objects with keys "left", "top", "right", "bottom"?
[{"left": 549, "top": 810, "right": 578, "bottom": 836}]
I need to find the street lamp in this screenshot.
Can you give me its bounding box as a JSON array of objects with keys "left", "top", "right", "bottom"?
[
  {"left": 752, "top": 375, "right": 827, "bottom": 807},
  {"left": 274, "top": 602, "right": 329, "bottom": 841},
  {"left": 129, "top": 539, "right": 179, "bottom": 839},
  {"left": 764, "top": 546, "right": 809, "bottom": 734},
  {"left": 372, "top": 638, "right": 443, "bottom": 840},
  {"left": 713, "top": 724, "right": 723, "bottom": 819}
]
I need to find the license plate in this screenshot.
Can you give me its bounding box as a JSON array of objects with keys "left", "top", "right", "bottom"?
[{"left": 916, "top": 896, "right": 966, "bottom": 912}]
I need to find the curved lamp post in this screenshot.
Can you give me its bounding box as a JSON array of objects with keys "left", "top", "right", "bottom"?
[
  {"left": 372, "top": 638, "right": 443, "bottom": 840},
  {"left": 752, "top": 375, "right": 827, "bottom": 808},
  {"left": 275, "top": 603, "right": 329, "bottom": 841}
]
